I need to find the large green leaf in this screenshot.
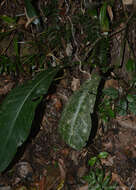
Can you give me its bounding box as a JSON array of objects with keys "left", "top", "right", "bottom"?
[
  {"left": 59, "top": 74, "right": 101, "bottom": 150},
  {"left": 0, "top": 67, "right": 59, "bottom": 172}
]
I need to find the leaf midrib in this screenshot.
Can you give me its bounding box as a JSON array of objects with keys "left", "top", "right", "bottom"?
[
  {"left": 2, "top": 70, "right": 55, "bottom": 158},
  {"left": 69, "top": 91, "right": 86, "bottom": 146}
]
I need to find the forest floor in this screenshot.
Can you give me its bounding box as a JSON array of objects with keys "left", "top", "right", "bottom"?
[{"left": 0, "top": 0, "right": 136, "bottom": 189}]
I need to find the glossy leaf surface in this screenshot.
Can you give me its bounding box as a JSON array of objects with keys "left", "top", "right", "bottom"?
[{"left": 0, "top": 67, "right": 59, "bottom": 172}]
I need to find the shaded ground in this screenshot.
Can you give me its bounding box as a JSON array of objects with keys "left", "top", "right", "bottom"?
[{"left": 0, "top": 0, "right": 136, "bottom": 189}]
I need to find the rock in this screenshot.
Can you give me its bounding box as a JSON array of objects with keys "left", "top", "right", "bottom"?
[{"left": 16, "top": 161, "right": 33, "bottom": 179}]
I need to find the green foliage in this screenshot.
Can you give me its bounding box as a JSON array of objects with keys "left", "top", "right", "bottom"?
[
  {"left": 59, "top": 74, "right": 101, "bottom": 150},
  {"left": 75, "top": 9, "right": 100, "bottom": 44},
  {"left": 126, "top": 58, "right": 136, "bottom": 72},
  {"left": 0, "top": 67, "right": 59, "bottom": 172},
  {"left": 125, "top": 58, "right": 136, "bottom": 87},
  {"left": 98, "top": 152, "right": 109, "bottom": 159},
  {"left": 100, "top": 85, "right": 136, "bottom": 121},
  {"left": 0, "top": 0, "right": 112, "bottom": 76},
  {"left": 0, "top": 1, "right": 111, "bottom": 172},
  {"left": 83, "top": 152, "right": 117, "bottom": 190},
  {"left": 99, "top": 89, "right": 116, "bottom": 122},
  {"left": 0, "top": 15, "right": 16, "bottom": 24},
  {"left": 98, "top": 37, "right": 110, "bottom": 73},
  {"left": 127, "top": 94, "right": 136, "bottom": 114},
  {"left": 0, "top": 55, "right": 16, "bottom": 74},
  {"left": 99, "top": 2, "right": 109, "bottom": 34},
  {"left": 87, "top": 4, "right": 110, "bottom": 72},
  {"left": 103, "top": 88, "right": 119, "bottom": 100},
  {"left": 99, "top": 87, "right": 122, "bottom": 121},
  {"left": 114, "top": 89, "right": 136, "bottom": 116},
  {"left": 1, "top": 0, "right": 134, "bottom": 175},
  {"left": 116, "top": 98, "right": 127, "bottom": 116}
]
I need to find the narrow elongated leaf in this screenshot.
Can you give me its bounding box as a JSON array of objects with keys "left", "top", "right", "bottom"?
[
  {"left": 59, "top": 74, "right": 101, "bottom": 150},
  {"left": 0, "top": 67, "right": 59, "bottom": 172},
  {"left": 99, "top": 2, "right": 109, "bottom": 34}
]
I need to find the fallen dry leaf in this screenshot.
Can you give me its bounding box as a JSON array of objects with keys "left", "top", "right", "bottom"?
[
  {"left": 58, "top": 158, "right": 66, "bottom": 180},
  {"left": 71, "top": 77, "right": 80, "bottom": 92},
  {"left": 101, "top": 154, "right": 115, "bottom": 167},
  {"left": 54, "top": 98, "right": 62, "bottom": 111},
  {"left": 77, "top": 184, "right": 89, "bottom": 190},
  {"left": 115, "top": 115, "right": 136, "bottom": 130},
  {"left": 43, "top": 165, "right": 61, "bottom": 190},
  {"left": 77, "top": 166, "right": 87, "bottom": 178},
  {"left": 122, "top": 0, "right": 133, "bottom": 5},
  {"left": 17, "top": 17, "right": 26, "bottom": 25},
  {"left": 0, "top": 82, "right": 14, "bottom": 95},
  {"left": 38, "top": 176, "right": 46, "bottom": 190},
  {"left": 70, "top": 150, "right": 80, "bottom": 165},
  {"left": 104, "top": 79, "right": 119, "bottom": 89},
  {"left": 103, "top": 141, "right": 113, "bottom": 150},
  {"left": 112, "top": 173, "right": 129, "bottom": 190},
  {"left": 51, "top": 94, "right": 62, "bottom": 111},
  {"left": 66, "top": 43, "right": 73, "bottom": 56},
  {"left": 59, "top": 79, "right": 67, "bottom": 88},
  {"left": 60, "top": 148, "right": 70, "bottom": 158},
  {"left": 107, "top": 5, "right": 113, "bottom": 22}
]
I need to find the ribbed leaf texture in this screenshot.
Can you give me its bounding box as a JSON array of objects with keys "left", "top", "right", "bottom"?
[
  {"left": 0, "top": 67, "right": 59, "bottom": 172},
  {"left": 59, "top": 74, "right": 101, "bottom": 150}
]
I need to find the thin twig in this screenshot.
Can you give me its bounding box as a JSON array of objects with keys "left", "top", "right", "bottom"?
[
  {"left": 83, "top": 37, "right": 103, "bottom": 62},
  {"left": 68, "top": 15, "right": 90, "bottom": 75},
  {"left": 64, "top": 0, "right": 70, "bottom": 14},
  {"left": 1, "top": 31, "right": 15, "bottom": 55}
]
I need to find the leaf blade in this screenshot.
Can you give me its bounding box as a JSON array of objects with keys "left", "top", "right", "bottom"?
[
  {"left": 59, "top": 74, "right": 101, "bottom": 150},
  {"left": 0, "top": 67, "right": 59, "bottom": 172}
]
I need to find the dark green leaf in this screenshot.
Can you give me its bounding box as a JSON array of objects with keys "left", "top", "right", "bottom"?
[
  {"left": 87, "top": 8, "right": 98, "bottom": 19},
  {"left": 90, "top": 184, "right": 101, "bottom": 190},
  {"left": 0, "top": 15, "right": 16, "bottom": 24},
  {"left": 24, "top": 0, "right": 42, "bottom": 31},
  {"left": 24, "top": 0, "right": 38, "bottom": 19},
  {"left": 96, "top": 168, "right": 104, "bottom": 184},
  {"left": 13, "top": 37, "right": 19, "bottom": 57},
  {"left": 98, "top": 152, "right": 109, "bottom": 159},
  {"left": 103, "top": 173, "right": 111, "bottom": 187},
  {"left": 99, "top": 2, "right": 109, "bottom": 34},
  {"left": 127, "top": 94, "right": 134, "bottom": 103},
  {"left": 128, "top": 102, "right": 136, "bottom": 115},
  {"left": 116, "top": 98, "right": 127, "bottom": 116},
  {"left": 88, "top": 157, "right": 98, "bottom": 166},
  {"left": 104, "top": 184, "right": 117, "bottom": 190},
  {"left": 103, "top": 88, "right": 119, "bottom": 99},
  {"left": 0, "top": 67, "right": 59, "bottom": 172},
  {"left": 59, "top": 74, "right": 101, "bottom": 150},
  {"left": 99, "top": 38, "right": 110, "bottom": 73},
  {"left": 126, "top": 59, "right": 136, "bottom": 72},
  {"left": 84, "top": 170, "right": 96, "bottom": 185},
  {"left": 89, "top": 171, "right": 97, "bottom": 185}
]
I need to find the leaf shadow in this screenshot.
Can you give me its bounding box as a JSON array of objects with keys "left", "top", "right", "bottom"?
[{"left": 86, "top": 69, "right": 113, "bottom": 146}]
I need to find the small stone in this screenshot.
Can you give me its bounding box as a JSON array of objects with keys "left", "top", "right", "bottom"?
[{"left": 16, "top": 161, "right": 33, "bottom": 179}]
